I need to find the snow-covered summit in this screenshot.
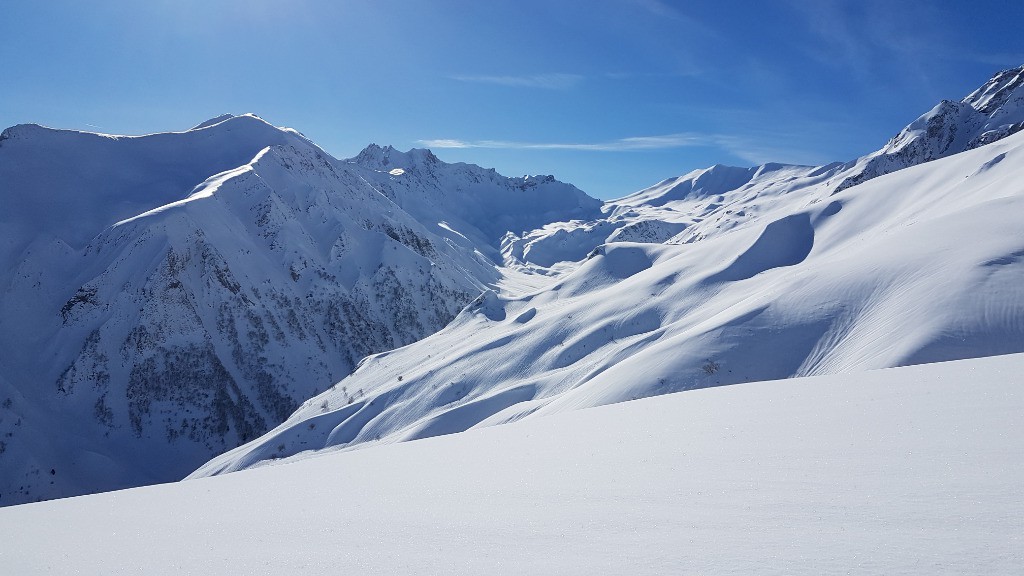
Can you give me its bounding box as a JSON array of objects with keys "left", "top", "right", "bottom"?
[
  {"left": 351, "top": 143, "right": 441, "bottom": 171},
  {"left": 189, "top": 113, "right": 240, "bottom": 130},
  {"left": 963, "top": 64, "right": 1024, "bottom": 118}
]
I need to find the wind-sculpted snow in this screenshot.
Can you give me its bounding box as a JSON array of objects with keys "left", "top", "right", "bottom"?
[
  {"left": 196, "top": 126, "right": 1024, "bottom": 477},
  {"left": 704, "top": 212, "right": 814, "bottom": 283},
  {"left": 0, "top": 117, "right": 598, "bottom": 505}
]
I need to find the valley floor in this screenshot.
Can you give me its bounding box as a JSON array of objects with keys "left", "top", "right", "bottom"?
[{"left": 1, "top": 352, "right": 1021, "bottom": 575}]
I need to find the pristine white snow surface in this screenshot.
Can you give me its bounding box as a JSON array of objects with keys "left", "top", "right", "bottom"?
[{"left": 2, "top": 353, "right": 1021, "bottom": 575}]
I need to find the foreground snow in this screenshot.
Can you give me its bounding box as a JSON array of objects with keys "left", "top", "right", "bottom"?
[{"left": 2, "top": 353, "right": 1021, "bottom": 575}]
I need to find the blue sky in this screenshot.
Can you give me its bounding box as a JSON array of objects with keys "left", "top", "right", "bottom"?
[{"left": 2, "top": 0, "right": 1022, "bottom": 199}]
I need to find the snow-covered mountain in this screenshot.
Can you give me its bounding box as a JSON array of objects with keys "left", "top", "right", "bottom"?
[
  {"left": 196, "top": 65, "right": 1024, "bottom": 477},
  {"left": 3, "top": 65, "right": 1023, "bottom": 506},
  {"left": 0, "top": 115, "right": 596, "bottom": 505}
]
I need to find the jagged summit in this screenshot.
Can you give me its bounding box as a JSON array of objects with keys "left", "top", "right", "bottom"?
[
  {"left": 343, "top": 143, "right": 603, "bottom": 257},
  {"left": 885, "top": 64, "right": 1024, "bottom": 153},
  {"left": 350, "top": 144, "right": 579, "bottom": 194},
  {"left": 962, "top": 64, "right": 1024, "bottom": 116},
  {"left": 351, "top": 143, "right": 440, "bottom": 171}
]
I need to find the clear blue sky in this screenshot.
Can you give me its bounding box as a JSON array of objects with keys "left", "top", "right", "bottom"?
[{"left": 2, "top": 1, "right": 1022, "bottom": 199}]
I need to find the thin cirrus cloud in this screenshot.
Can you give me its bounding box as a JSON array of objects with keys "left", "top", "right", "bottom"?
[
  {"left": 417, "top": 133, "right": 707, "bottom": 151},
  {"left": 418, "top": 133, "right": 832, "bottom": 167},
  {"left": 450, "top": 73, "right": 584, "bottom": 90}
]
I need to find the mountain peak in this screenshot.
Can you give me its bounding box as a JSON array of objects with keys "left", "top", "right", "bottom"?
[
  {"left": 0, "top": 122, "right": 60, "bottom": 142},
  {"left": 962, "top": 64, "right": 1024, "bottom": 116},
  {"left": 351, "top": 144, "right": 439, "bottom": 171},
  {"left": 190, "top": 114, "right": 237, "bottom": 130},
  {"left": 186, "top": 113, "right": 285, "bottom": 134}
]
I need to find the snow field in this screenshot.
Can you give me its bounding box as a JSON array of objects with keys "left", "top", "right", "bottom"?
[{"left": 2, "top": 352, "right": 1021, "bottom": 575}]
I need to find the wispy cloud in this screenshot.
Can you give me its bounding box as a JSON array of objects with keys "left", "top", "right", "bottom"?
[
  {"left": 418, "top": 133, "right": 706, "bottom": 151},
  {"left": 450, "top": 73, "right": 584, "bottom": 90},
  {"left": 632, "top": 0, "right": 704, "bottom": 27},
  {"left": 418, "top": 132, "right": 832, "bottom": 167},
  {"left": 712, "top": 135, "right": 830, "bottom": 167}
]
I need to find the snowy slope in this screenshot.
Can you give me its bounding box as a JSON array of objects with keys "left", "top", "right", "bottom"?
[
  {"left": 199, "top": 112, "right": 1024, "bottom": 477},
  {"left": 4, "top": 353, "right": 1022, "bottom": 575},
  {"left": 0, "top": 117, "right": 597, "bottom": 505}
]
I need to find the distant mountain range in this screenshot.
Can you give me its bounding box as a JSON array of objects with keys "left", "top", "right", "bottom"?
[{"left": 2, "top": 65, "right": 1023, "bottom": 505}]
